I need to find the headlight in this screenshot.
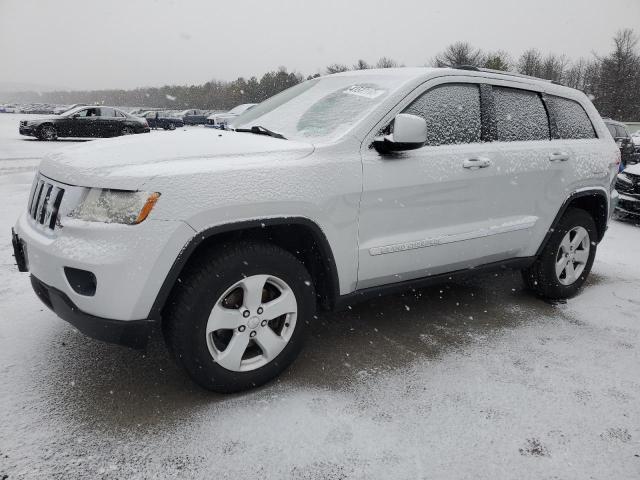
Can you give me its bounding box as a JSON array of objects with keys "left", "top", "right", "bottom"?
[{"left": 69, "top": 189, "right": 160, "bottom": 224}]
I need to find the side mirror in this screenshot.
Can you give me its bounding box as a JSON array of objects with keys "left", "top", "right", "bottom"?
[{"left": 373, "top": 114, "right": 427, "bottom": 154}]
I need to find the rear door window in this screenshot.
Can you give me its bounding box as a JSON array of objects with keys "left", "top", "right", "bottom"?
[
  {"left": 493, "top": 87, "right": 549, "bottom": 142},
  {"left": 100, "top": 107, "right": 116, "bottom": 117},
  {"left": 546, "top": 96, "right": 596, "bottom": 139},
  {"left": 403, "top": 83, "right": 481, "bottom": 146}
]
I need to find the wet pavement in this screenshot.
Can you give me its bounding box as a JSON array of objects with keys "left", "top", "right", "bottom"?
[{"left": 1, "top": 113, "right": 639, "bottom": 479}]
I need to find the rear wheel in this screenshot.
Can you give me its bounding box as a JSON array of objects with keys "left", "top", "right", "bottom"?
[
  {"left": 168, "top": 122, "right": 176, "bottom": 130},
  {"left": 120, "top": 126, "right": 134, "bottom": 136},
  {"left": 38, "top": 124, "right": 57, "bottom": 141},
  {"left": 522, "top": 208, "right": 597, "bottom": 299},
  {"left": 164, "top": 241, "right": 315, "bottom": 393}
]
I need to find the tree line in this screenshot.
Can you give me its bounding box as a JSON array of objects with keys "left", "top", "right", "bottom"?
[{"left": 5, "top": 29, "right": 639, "bottom": 121}]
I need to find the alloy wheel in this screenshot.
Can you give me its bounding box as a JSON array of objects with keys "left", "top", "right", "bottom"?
[
  {"left": 40, "top": 125, "right": 56, "bottom": 140},
  {"left": 206, "top": 274, "right": 298, "bottom": 372},
  {"left": 555, "top": 226, "right": 590, "bottom": 285}
]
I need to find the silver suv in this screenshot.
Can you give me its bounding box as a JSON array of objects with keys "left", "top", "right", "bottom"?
[{"left": 12, "top": 67, "right": 620, "bottom": 392}]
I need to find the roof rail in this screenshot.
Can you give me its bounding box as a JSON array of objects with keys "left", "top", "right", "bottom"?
[
  {"left": 451, "top": 65, "right": 564, "bottom": 86},
  {"left": 454, "top": 65, "right": 480, "bottom": 71}
]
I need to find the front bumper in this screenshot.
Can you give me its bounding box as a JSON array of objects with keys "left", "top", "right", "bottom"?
[
  {"left": 19, "top": 125, "right": 37, "bottom": 136},
  {"left": 14, "top": 210, "right": 195, "bottom": 322},
  {"left": 30, "top": 275, "right": 153, "bottom": 348}
]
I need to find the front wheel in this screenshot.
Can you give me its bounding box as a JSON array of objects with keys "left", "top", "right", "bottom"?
[
  {"left": 167, "top": 122, "right": 176, "bottom": 130},
  {"left": 522, "top": 208, "right": 597, "bottom": 299},
  {"left": 38, "top": 124, "right": 57, "bottom": 141},
  {"left": 164, "top": 242, "right": 316, "bottom": 393}
]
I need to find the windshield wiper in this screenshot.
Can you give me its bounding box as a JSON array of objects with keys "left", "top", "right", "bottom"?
[{"left": 234, "top": 125, "right": 287, "bottom": 140}]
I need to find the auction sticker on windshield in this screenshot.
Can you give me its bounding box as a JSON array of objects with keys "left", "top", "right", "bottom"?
[{"left": 343, "top": 85, "right": 386, "bottom": 99}]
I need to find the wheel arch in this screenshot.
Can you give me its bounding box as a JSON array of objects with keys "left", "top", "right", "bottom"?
[
  {"left": 536, "top": 188, "right": 609, "bottom": 257},
  {"left": 148, "top": 217, "right": 341, "bottom": 322}
]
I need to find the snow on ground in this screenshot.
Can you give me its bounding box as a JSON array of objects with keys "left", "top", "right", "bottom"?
[{"left": 0, "top": 112, "right": 639, "bottom": 479}]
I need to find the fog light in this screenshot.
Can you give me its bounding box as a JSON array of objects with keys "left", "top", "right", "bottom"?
[{"left": 64, "top": 267, "right": 97, "bottom": 296}]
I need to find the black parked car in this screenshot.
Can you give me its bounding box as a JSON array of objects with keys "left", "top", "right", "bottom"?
[
  {"left": 604, "top": 118, "right": 639, "bottom": 169},
  {"left": 178, "top": 109, "right": 209, "bottom": 125},
  {"left": 142, "top": 111, "right": 184, "bottom": 130},
  {"left": 19, "top": 106, "right": 150, "bottom": 140}
]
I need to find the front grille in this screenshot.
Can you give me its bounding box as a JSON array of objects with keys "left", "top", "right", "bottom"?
[
  {"left": 616, "top": 179, "right": 635, "bottom": 195},
  {"left": 20, "top": 120, "right": 27, "bottom": 126},
  {"left": 617, "top": 172, "right": 640, "bottom": 196},
  {"left": 27, "top": 176, "right": 65, "bottom": 230}
]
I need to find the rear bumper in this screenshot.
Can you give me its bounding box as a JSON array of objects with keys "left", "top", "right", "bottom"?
[{"left": 30, "top": 275, "right": 154, "bottom": 348}]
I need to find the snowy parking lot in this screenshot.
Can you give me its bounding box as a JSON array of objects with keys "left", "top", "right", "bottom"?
[{"left": 1, "top": 112, "right": 639, "bottom": 478}]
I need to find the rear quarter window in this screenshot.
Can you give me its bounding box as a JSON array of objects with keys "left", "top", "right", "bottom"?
[{"left": 547, "top": 95, "right": 596, "bottom": 139}]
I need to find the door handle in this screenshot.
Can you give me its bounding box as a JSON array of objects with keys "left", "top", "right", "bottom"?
[
  {"left": 549, "top": 152, "right": 570, "bottom": 162},
  {"left": 462, "top": 157, "right": 491, "bottom": 169}
]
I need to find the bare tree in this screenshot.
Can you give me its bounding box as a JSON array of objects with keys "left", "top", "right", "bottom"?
[
  {"left": 564, "top": 57, "right": 589, "bottom": 90},
  {"left": 353, "top": 59, "right": 371, "bottom": 70},
  {"left": 375, "top": 57, "right": 399, "bottom": 68},
  {"left": 517, "top": 49, "right": 543, "bottom": 77},
  {"left": 540, "top": 53, "right": 569, "bottom": 82},
  {"left": 432, "top": 42, "right": 484, "bottom": 67},
  {"left": 325, "top": 63, "right": 350, "bottom": 74}
]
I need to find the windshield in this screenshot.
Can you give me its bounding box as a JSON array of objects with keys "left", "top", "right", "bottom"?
[
  {"left": 232, "top": 75, "right": 408, "bottom": 143},
  {"left": 60, "top": 106, "right": 88, "bottom": 117}
]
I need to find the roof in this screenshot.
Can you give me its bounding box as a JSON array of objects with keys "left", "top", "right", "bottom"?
[{"left": 329, "top": 66, "right": 564, "bottom": 90}]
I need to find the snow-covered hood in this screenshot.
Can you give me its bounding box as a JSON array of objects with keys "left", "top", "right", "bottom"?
[{"left": 39, "top": 129, "right": 314, "bottom": 190}]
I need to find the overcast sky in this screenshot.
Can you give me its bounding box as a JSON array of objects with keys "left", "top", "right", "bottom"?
[{"left": 1, "top": 0, "right": 639, "bottom": 91}]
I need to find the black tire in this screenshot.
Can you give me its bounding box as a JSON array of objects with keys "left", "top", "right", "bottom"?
[
  {"left": 120, "top": 126, "right": 134, "bottom": 136},
  {"left": 522, "top": 208, "right": 597, "bottom": 299},
  {"left": 163, "top": 241, "right": 316, "bottom": 393},
  {"left": 168, "top": 122, "right": 176, "bottom": 130},
  {"left": 38, "top": 124, "right": 57, "bottom": 141}
]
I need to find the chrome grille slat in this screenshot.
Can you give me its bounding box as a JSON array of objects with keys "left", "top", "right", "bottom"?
[
  {"left": 46, "top": 187, "right": 64, "bottom": 229},
  {"left": 38, "top": 184, "right": 53, "bottom": 224},
  {"left": 27, "top": 175, "right": 66, "bottom": 231},
  {"left": 31, "top": 181, "right": 45, "bottom": 219}
]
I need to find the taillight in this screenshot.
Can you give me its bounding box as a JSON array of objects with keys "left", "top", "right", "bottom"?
[{"left": 609, "top": 149, "right": 621, "bottom": 190}]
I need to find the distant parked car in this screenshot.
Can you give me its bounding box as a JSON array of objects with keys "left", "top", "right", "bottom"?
[
  {"left": 604, "top": 119, "right": 639, "bottom": 168},
  {"left": 615, "top": 163, "right": 640, "bottom": 217},
  {"left": 0, "top": 104, "right": 17, "bottom": 113},
  {"left": 142, "top": 111, "right": 184, "bottom": 130},
  {"left": 632, "top": 132, "right": 640, "bottom": 153},
  {"left": 206, "top": 103, "right": 257, "bottom": 128},
  {"left": 19, "top": 106, "right": 150, "bottom": 140},
  {"left": 178, "top": 109, "right": 208, "bottom": 125}
]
